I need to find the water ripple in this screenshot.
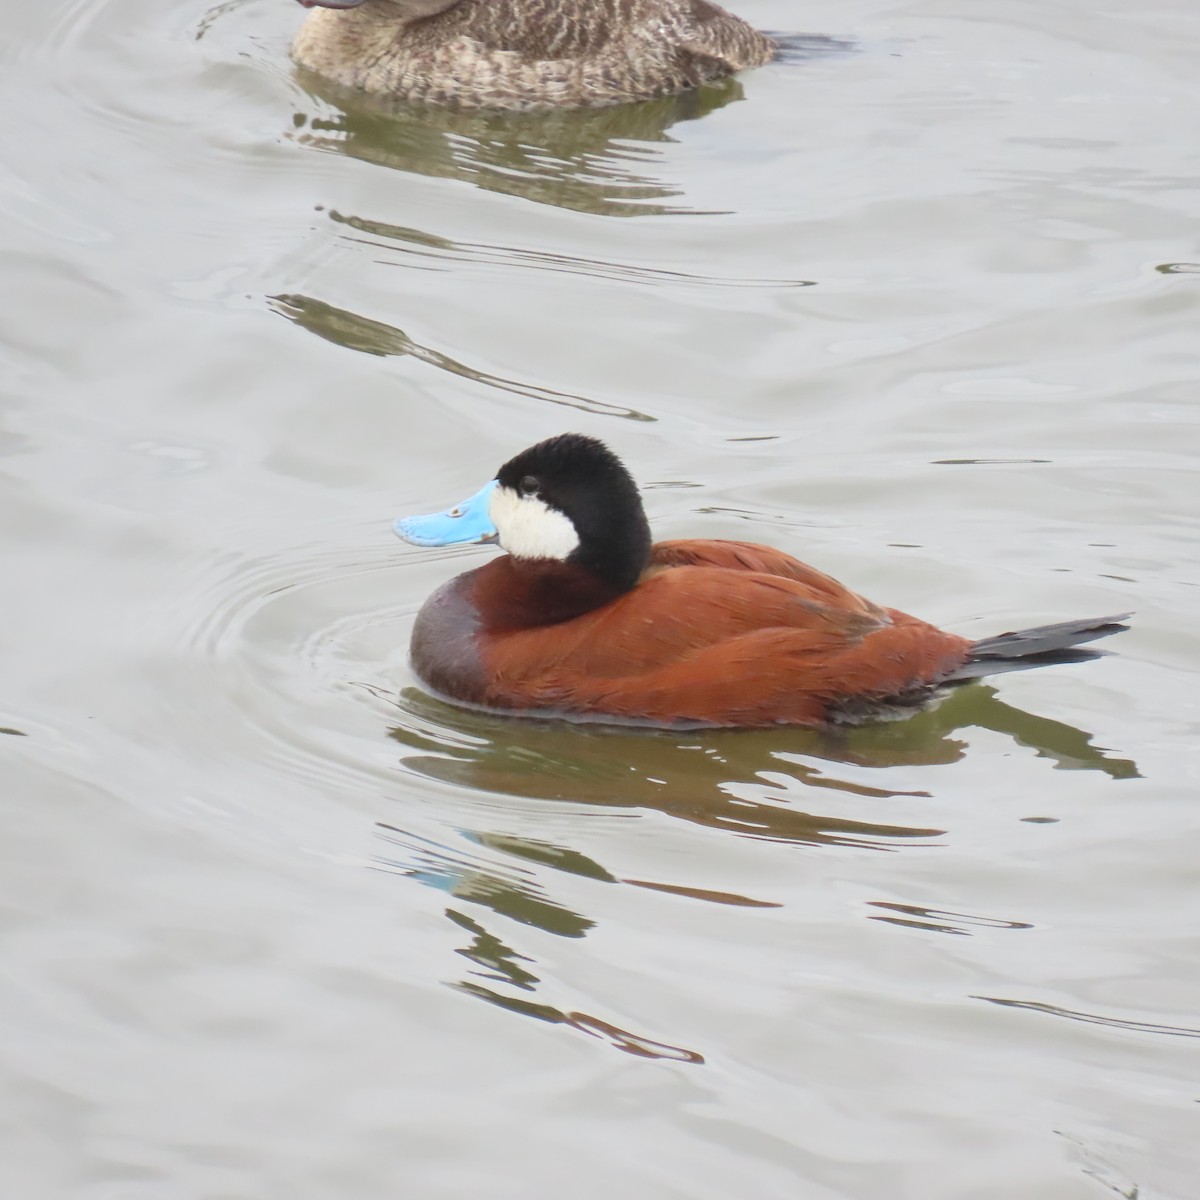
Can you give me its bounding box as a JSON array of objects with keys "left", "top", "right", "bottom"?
[
  {"left": 868, "top": 902, "right": 1035, "bottom": 936},
  {"left": 329, "top": 210, "right": 817, "bottom": 292},
  {"left": 977, "top": 996, "right": 1200, "bottom": 1039}
]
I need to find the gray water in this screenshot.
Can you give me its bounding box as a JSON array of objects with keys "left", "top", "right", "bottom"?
[{"left": 2, "top": 1, "right": 1199, "bottom": 1197}]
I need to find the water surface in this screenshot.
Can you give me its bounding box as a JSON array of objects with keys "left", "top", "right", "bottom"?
[{"left": 2, "top": 1, "right": 1199, "bottom": 1196}]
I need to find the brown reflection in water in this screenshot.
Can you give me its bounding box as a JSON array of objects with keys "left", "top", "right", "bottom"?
[
  {"left": 290, "top": 75, "right": 740, "bottom": 218},
  {"left": 445, "top": 907, "right": 703, "bottom": 1063},
  {"left": 391, "top": 705, "right": 944, "bottom": 851},
  {"left": 814, "top": 684, "right": 1138, "bottom": 781},
  {"left": 390, "top": 693, "right": 947, "bottom": 843},
  {"left": 375, "top": 679, "right": 1135, "bottom": 1057},
  {"left": 387, "top": 889, "right": 702, "bottom": 1061},
  {"left": 479, "top": 828, "right": 777, "bottom": 909},
  {"left": 623, "top": 879, "right": 780, "bottom": 908},
  {"left": 388, "top": 681, "right": 1137, "bottom": 852},
  {"left": 451, "top": 900, "right": 703, "bottom": 1060},
  {"left": 268, "top": 293, "right": 651, "bottom": 422},
  {"left": 375, "top": 825, "right": 596, "bottom": 938},
  {"left": 447, "top": 908, "right": 540, "bottom": 990},
  {"left": 457, "top": 977, "right": 705, "bottom": 1063},
  {"left": 373, "top": 822, "right": 743, "bottom": 1061},
  {"left": 288, "top": 37, "right": 851, "bottom": 218},
  {"left": 445, "top": 908, "right": 704, "bottom": 1061},
  {"left": 372, "top": 828, "right": 709, "bottom": 1056},
  {"left": 374, "top": 696, "right": 892, "bottom": 1052}
]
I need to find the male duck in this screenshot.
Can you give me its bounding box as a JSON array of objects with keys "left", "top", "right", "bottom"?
[
  {"left": 291, "top": 0, "right": 776, "bottom": 110},
  {"left": 394, "top": 434, "right": 1130, "bottom": 728}
]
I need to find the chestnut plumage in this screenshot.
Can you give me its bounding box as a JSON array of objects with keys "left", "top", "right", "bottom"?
[{"left": 396, "top": 435, "right": 1130, "bottom": 729}]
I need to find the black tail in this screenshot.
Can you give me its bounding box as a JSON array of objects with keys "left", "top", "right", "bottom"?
[
  {"left": 944, "top": 613, "right": 1132, "bottom": 683},
  {"left": 763, "top": 33, "right": 857, "bottom": 64}
]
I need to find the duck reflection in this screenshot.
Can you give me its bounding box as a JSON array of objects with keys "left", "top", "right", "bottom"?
[
  {"left": 380, "top": 680, "right": 1135, "bottom": 926},
  {"left": 391, "top": 703, "right": 946, "bottom": 850},
  {"left": 375, "top": 682, "right": 1134, "bottom": 1057},
  {"left": 292, "top": 78, "right": 738, "bottom": 217},
  {"left": 373, "top": 824, "right": 706, "bottom": 1060},
  {"left": 289, "top": 35, "right": 851, "bottom": 217},
  {"left": 389, "top": 681, "right": 1137, "bottom": 836},
  {"left": 268, "top": 293, "right": 652, "bottom": 421}
]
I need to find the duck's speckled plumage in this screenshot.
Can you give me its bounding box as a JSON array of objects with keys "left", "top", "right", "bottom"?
[{"left": 292, "top": 0, "right": 777, "bottom": 111}]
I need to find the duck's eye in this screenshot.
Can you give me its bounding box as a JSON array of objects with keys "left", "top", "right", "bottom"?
[{"left": 519, "top": 475, "right": 539, "bottom": 496}]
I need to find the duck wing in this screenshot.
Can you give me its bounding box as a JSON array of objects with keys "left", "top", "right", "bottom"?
[
  {"left": 649, "top": 538, "right": 881, "bottom": 614},
  {"left": 481, "top": 564, "right": 971, "bottom": 726}
]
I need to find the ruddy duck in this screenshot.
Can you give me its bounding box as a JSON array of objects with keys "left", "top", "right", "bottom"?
[
  {"left": 291, "top": 0, "right": 776, "bottom": 110},
  {"left": 394, "top": 434, "right": 1130, "bottom": 728}
]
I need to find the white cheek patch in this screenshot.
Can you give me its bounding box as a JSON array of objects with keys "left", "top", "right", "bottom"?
[{"left": 490, "top": 486, "right": 580, "bottom": 561}]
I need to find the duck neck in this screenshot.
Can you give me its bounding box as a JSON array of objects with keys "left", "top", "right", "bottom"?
[
  {"left": 377, "top": 0, "right": 459, "bottom": 21},
  {"left": 566, "top": 505, "right": 652, "bottom": 595},
  {"left": 293, "top": 1, "right": 457, "bottom": 78},
  {"left": 475, "top": 557, "right": 628, "bottom": 632}
]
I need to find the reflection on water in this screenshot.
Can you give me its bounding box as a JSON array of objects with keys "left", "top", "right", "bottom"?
[
  {"left": 391, "top": 698, "right": 944, "bottom": 846},
  {"left": 868, "top": 902, "right": 1035, "bottom": 937},
  {"left": 976, "top": 996, "right": 1200, "bottom": 1040},
  {"left": 3, "top": 0, "right": 1192, "bottom": 1187},
  {"left": 390, "top": 680, "right": 1138, "bottom": 823},
  {"left": 834, "top": 684, "right": 1140, "bottom": 782},
  {"left": 456, "top": 969, "right": 706, "bottom": 1063},
  {"left": 373, "top": 680, "right": 1136, "bottom": 1052},
  {"left": 378, "top": 824, "right": 597, "bottom": 939},
  {"left": 291, "top": 75, "right": 742, "bottom": 218},
  {"left": 288, "top": 35, "right": 853, "bottom": 217},
  {"left": 268, "top": 293, "right": 653, "bottom": 421},
  {"left": 373, "top": 827, "right": 705, "bottom": 1062},
  {"left": 326, "top": 210, "right": 816, "bottom": 291}
]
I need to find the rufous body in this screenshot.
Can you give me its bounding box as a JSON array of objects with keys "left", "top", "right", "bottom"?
[{"left": 413, "top": 538, "right": 973, "bottom": 727}]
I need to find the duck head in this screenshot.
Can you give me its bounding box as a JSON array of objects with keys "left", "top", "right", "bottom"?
[{"left": 396, "top": 433, "right": 653, "bottom": 593}]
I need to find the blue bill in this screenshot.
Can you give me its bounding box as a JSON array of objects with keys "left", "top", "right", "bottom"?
[{"left": 394, "top": 479, "right": 499, "bottom": 547}]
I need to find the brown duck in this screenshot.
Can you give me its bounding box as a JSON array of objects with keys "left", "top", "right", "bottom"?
[{"left": 291, "top": 0, "right": 776, "bottom": 111}]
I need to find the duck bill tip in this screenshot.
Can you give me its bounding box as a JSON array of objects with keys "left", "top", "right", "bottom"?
[{"left": 393, "top": 480, "right": 499, "bottom": 547}]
